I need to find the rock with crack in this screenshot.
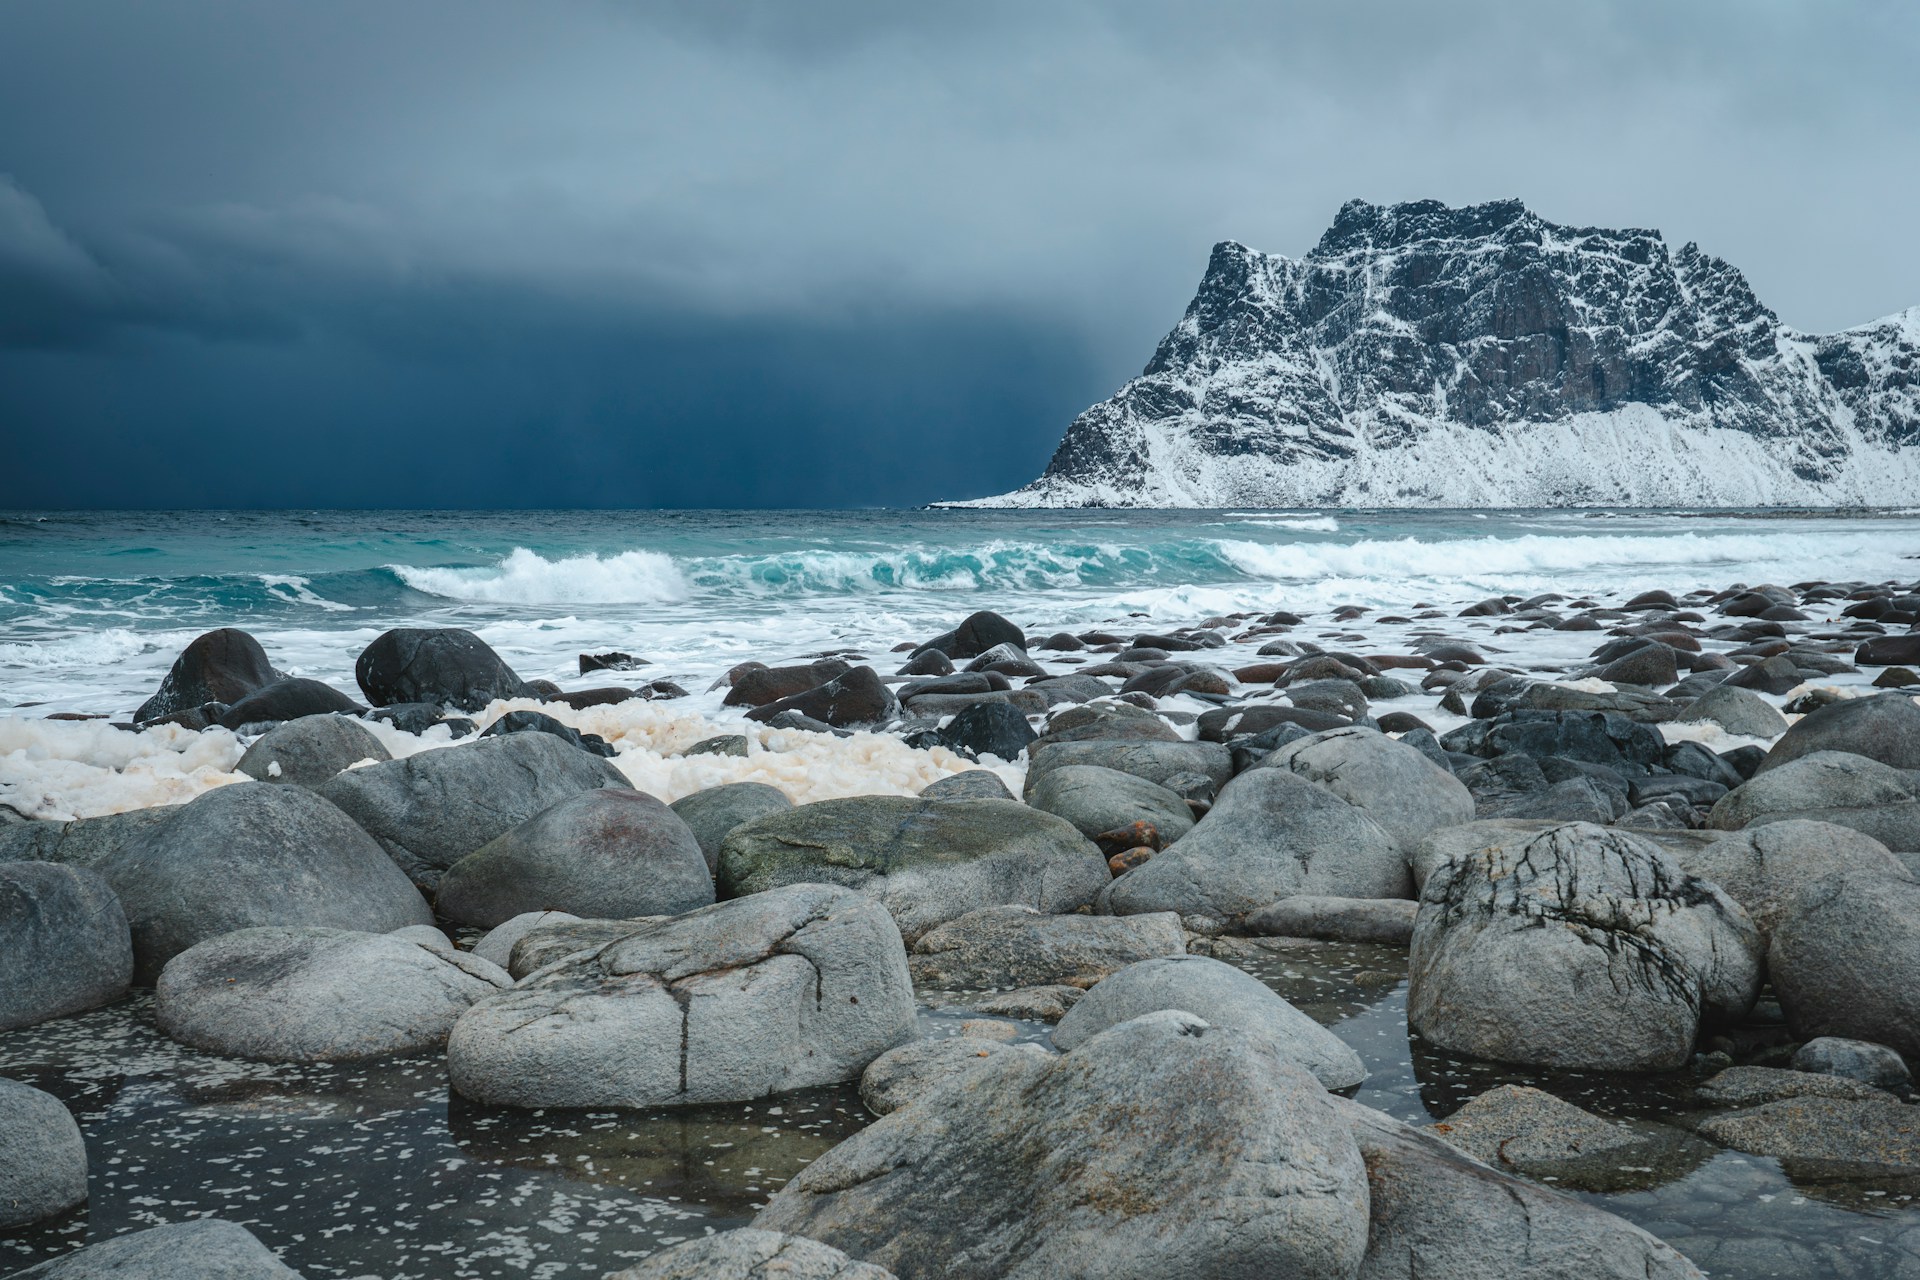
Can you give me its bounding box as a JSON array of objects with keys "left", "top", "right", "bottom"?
[
  {"left": 906, "top": 904, "right": 1185, "bottom": 991},
  {"left": 1408, "top": 822, "right": 1761, "bottom": 1071},
  {"left": 753, "top": 1010, "right": 1371, "bottom": 1280},
  {"left": 606, "top": 1228, "right": 899, "bottom": 1280},
  {"left": 447, "top": 883, "right": 916, "bottom": 1108}
]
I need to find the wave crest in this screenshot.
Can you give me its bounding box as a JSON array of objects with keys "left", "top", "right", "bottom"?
[{"left": 392, "top": 548, "right": 689, "bottom": 604}]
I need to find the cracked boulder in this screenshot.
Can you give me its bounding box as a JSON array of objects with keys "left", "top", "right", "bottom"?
[
  {"left": 447, "top": 883, "right": 915, "bottom": 1108},
  {"left": 1408, "top": 822, "right": 1761, "bottom": 1071},
  {"left": 753, "top": 1010, "right": 1371, "bottom": 1280}
]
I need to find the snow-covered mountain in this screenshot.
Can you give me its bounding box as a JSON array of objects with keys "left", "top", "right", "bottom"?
[{"left": 955, "top": 199, "right": 1920, "bottom": 508}]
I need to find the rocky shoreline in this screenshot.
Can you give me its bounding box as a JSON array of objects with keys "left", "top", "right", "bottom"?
[{"left": 4, "top": 575, "right": 1920, "bottom": 1278}]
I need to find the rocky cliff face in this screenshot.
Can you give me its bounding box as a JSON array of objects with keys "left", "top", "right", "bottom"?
[{"left": 958, "top": 199, "right": 1920, "bottom": 507}]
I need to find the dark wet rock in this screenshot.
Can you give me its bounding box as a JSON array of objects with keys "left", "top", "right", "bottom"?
[
  {"left": 436, "top": 789, "right": 713, "bottom": 927},
  {"left": 1247, "top": 895, "right": 1418, "bottom": 946},
  {"left": 1256, "top": 726, "right": 1474, "bottom": 845},
  {"left": 1197, "top": 703, "right": 1351, "bottom": 741},
  {"left": 1628, "top": 774, "right": 1727, "bottom": 809},
  {"left": 685, "top": 732, "right": 748, "bottom": 758},
  {"left": 935, "top": 700, "right": 1037, "bottom": 761},
  {"left": 722, "top": 659, "right": 853, "bottom": 708},
  {"left": 895, "top": 648, "right": 954, "bottom": 678},
  {"left": 900, "top": 673, "right": 1001, "bottom": 701},
  {"left": 745, "top": 666, "right": 898, "bottom": 728},
  {"left": 1708, "top": 750, "right": 1920, "bottom": 849},
  {"left": 1756, "top": 692, "right": 1920, "bottom": 774},
  {"left": 1722, "top": 654, "right": 1804, "bottom": 695},
  {"left": 362, "top": 701, "right": 472, "bottom": 736},
  {"left": 0, "top": 806, "right": 178, "bottom": 870},
  {"left": 753, "top": 1010, "right": 1371, "bottom": 1280},
  {"left": 609, "top": 1227, "right": 899, "bottom": 1280},
  {"left": 449, "top": 883, "right": 915, "bottom": 1107},
  {"left": 670, "top": 781, "right": 794, "bottom": 872},
  {"left": 1673, "top": 820, "right": 1910, "bottom": 940},
  {"left": 906, "top": 904, "right": 1184, "bottom": 991},
  {"left": 155, "top": 924, "right": 508, "bottom": 1062},
  {"left": 1680, "top": 684, "right": 1790, "bottom": 739},
  {"left": 523, "top": 678, "right": 563, "bottom": 699},
  {"left": 0, "top": 1077, "right": 88, "bottom": 1229},
  {"left": 1857, "top": 634, "right": 1920, "bottom": 666},
  {"left": 6, "top": 1217, "right": 304, "bottom": 1278},
  {"left": 1409, "top": 822, "right": 1762, "bottom": 1071},
  {"left": 0, "top": 861, "right": 132, "bottom": 1030},
  {"left": 1693, "top": 1096, "right": 1920, "bottom": 1176},
  {"left": 858, "top": 1038, "right": 1050, "bottom": 1117},
  {"left": 1597, "top": 642, "right": 1681, "bottom": 686},
  {"left": 1429, "top": 1084, "right": 1700, "bottom": 1191},
  {"left": 579, "top": 651, "right": 648, "bottom": 674},
  {"left": 1441, "top": 709, "right": 1666, "bottom": 774},
  {"left": 479, "top": 708, "right": 617, "bottom": 757},
  {"left": 1030, "top": 704, "right": 1181, "bottom": 752},
  {"left": 762, "top": 709, "right": 858, "bottom": 736},
  {"left": 1100, "top": 769, "right": 1407, "bottom": 924},
  {"left": 1036, "top": 632, "right": 1086, "bottom": 652},
  {"left": 917, "top": 770, "right": 1014, "bottom": 801},
  {"left": 1026, "top": 765, "right": 1194, "bottom": 846},
  {"left": 1023, "top": 740, "right": 1232, "bottom": 798},
  {"left": 215, "top": 677, "right": 363, "bottom": 731},
  {"left": 100, "top": 781, "right": 432, "bottom": 983},
  {"left": 719, "top": 797, "right": 1107, "bottom": 943},
  {"left": 1770, "top": 867, "right": 1920, "bottom": 1059},
  {"left": 1022, "top": 673, "right": 1117, "bottom": 706},
  {"left": 1794, "top": 1037, "right": 1914, "bottom": 1094},
  {"left": 915, "top": 610, "right": 1026, "bottom": 661},
  {"left": 1694, "top": 1065, "right": 1897, "bottom": 1109},
  {"left": 237, "top": 714, "right": 391, "bottom": 787},
  {"left": 133, "top": 627, "right": 279, "bottom": 725},
  {"left": 355, "top": 627, "right": 526, "bottom": 713},
  {"left": 317, "top": 732, "right": 631, "bottom": 890},
  {"left": 1663, "top": 739, "right": 1745, "bottom": 788},
  {"left": 549, "top": 686, "right": 642, "bottom": 711},
  {"left": 1874, "top": 665, "right": 1920, "bottom": 688}
]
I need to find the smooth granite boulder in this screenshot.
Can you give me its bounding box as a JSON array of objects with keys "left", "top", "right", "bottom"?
[
  {"left": 1247, "top": 895, "right": 1418, "bottom": 946},
  {"left": 0, "top": 861, "right": 132, "bottom": 1030},
  {"left": 1756, "top": 692, "right": 1920, "bottom": 774},
  {"left": 133, "top": 627, "right": 278, "bottom": 725},
  {"left": 1769, "top": 868, "right": 1920, "bottom": 1059},
  {"left": 155, "top": 925, "right": 508, "bottom": 1062},
  {"left": 608, "top": 1229, "right": 898, "bottom": 1280},
  {"left": 355, "top": 626, "right": 527, "bottom": 712},
  {"left": 1024, "top": 765, "right": 1194, "bottom": 845},
  {"left": 1409, "top": 822, "right": 1761, "bottom": 1071},
  {"left": 448, "top": 883, "right": 915, "bottom": 1108},
  {"left": 1022, "top": 740, "right": 1233, "bottom": 800},
  {"left": 718, "top": 797, "right": 1108, "bottom": 943},
  {"left": 753, "top": 1010, "right": 1371, "bottom": 1280},
  {"left": 906, "top": 904, "right": 1185, "bottom": 991},
  {"left": 98, "top": 781, "right": 432, "bottom": 983},
  {"left": 917, "top": 770, "right": 1015, "bottom": 801},
  {"left": 0, "top": 1078, "right": 88, "bottom": 1229},
  {"left": 859, "top": 1037, "right": 1051, "bottom": 1116},
  {"left": 470, "top": 909, "right": 580, "bottom": 968},
  {"left": 1708, "top": 750, "right": 1920, "bottom": 850},
  {"left": 1674, "top": 819, "right": 1912, "bottom": 940},
  {"left": 7, "top": 1218, "right": 304, "bottom": 1279},
  {"left": 236, "top": 713, "right": 390, "bottom": 787},
  {"left": 1257, "top": 726, "right": 1475, "bottom": 845},
  {"left": 1099, "top": 769, "right": 1407, "bottom": 925},
  {"left": 1680, "top": 684, "right": 1790, "bottom": 740},
  {"left": 1052, "top": 954, "right": 1366, "bottom": 1089},
  {"left": 317, "top": 731, "right": 631, "bottom": 890},
  {"left": 435, "top": 789, "right": 712, "bottom": 927},
  {"left": 669, "top": 782, "right": 794, "bottom": 872},
  {"left": 1793, "top": 1037, "right": 1914, "bottom": 1094}
]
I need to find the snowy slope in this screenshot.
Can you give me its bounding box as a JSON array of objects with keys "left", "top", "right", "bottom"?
[{"left": 955, "top": 199, "right": 1920, "bottom": 508}]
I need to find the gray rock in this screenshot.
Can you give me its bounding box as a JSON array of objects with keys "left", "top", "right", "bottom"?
[
  {"left": 0, "top": 1078, "right": 87, "bottom": 1229},
  {"left": 1429, "top": 1084, "right": 1699, "bottom": 1191},
  {"left": 1708, "top": 750, "right": 1920, "bottom": 850},
  {"left": 1022, "top": 739, "right": 1232, "bottom": 800},
  {"left": 607, "top": 1229, "right": 898, "bottom": 1280},
  {"left": 236, "top": 714, "right": 390, "bottom": 787},
  {"left": 0, "top": 806, "right": 178, "bottom": 870},
  {"left": 1257, "top": 726, "right": 1475, "bottom": 845},
  {"left": 1408, "top": 818, "right": 1560, "bottom": 895},
  {"left": 1099, "top": 769, "right": 1407, "bottom": 924},
  {"left": 1770, "top": 868, "right": 1920, "bottom": 1059},
  {"left": 1333, "top": 1096, "right": 1704, "bottom": 1279},
  {"left": 0, "top": 862, "right": 131, "bottom": 1030},
  {"left": 917, "top": 769, "right": 1014, "bottom": 801},
  {"left": 718, "top": 797, "right": 1108, "bottom": 944},
  {"left": 1756, "top": 691, "right": 1920, "bottom": 774},
  {"left": 684, "top": 733, "right": 748, "bottom": 758},
  {"left": 355, "top": 626, "right": 527, "bottom": 712},
  {"left": 1793, "top": 1037, "right": 1914, "bottom": 1094},
  {"left": 1246, "top": 895, "right": 1418, "bottom": 946},
  {"left": 669, "top": 781, "right": 794, "bottom": 872},
  {"left": 1674, "top": 819, "right": 1911, "bottom": 940},
  {"left": 1681, "top": 684, "right": 1790, "bottom": 739},
  {"left": 449, "top": 883, "right": 915, "bottom": 1107},
  {"left": 99, "top": 781, "right": 432, "bottom": 983},
  {"left": 436, "top": 789, "right": 712, "bottom": 927},
  {"left": 965, "top": 984, "right": 1085, "bottom": 1021},
  {"left": 907, "top": 905, "right": 1184, "bottom": 991},
  {"left": 1409, "top": 822, "right": 1761, "bottom": 1071},
  {"left": 1024, "top": 765, "right": 1194, "bottom": 845},
  {"left": 317, "top": 731, "right": 631, "bottom": 890},
  {"left": 156, "top": 925, "right": 508, "bottom": 1062},
  {"left": 1052, "top": 954, "right": 1366, "bottom": 1089},
  {"left": 753, "top": 1010, "right": 1372, "bottom": 1280},
  {"left": 471, "top": 909, "right": 581, "bottom": 968},
  {"left": 1695, "top": 1065, "right": 1897, "bottom": 1108},
  {"left": 859, "top": 1037, "right": 1050, "bottom": 1115},
  {"left": 1693, "top": 1096, "right": 1920, "bottom": 1176},
  {"left": 6, "top": 1218, "right": 304, "bottom": 1278}
]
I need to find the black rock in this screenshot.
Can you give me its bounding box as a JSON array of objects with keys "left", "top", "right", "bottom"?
[
  {"left": 897, "top": 648, "right": 956, "bottom": 677},
  {"left": 1441, "top": 709, "right": 1666, "bottom": 774},
  {"left": 1197, "top": 703, "right": 1348, "bottom": 743},
  {"left": 937, "top": 702, "right": 1038, "bottom": 762},
  {"left": 1857, "top": 634, "right": 1920, "bottom": 667},
  {"left": 355, "top": 628, "right": 527, "bottom": 712},
  {"left": 134, "top": 628, "right": 279, "bottom": 724},
  {"left": 579, "top": 651, "right": 649, "bottom": 674},
  {"left": 216, "top": 677, "right": 363, "bottom": 731},
  {"left": 744, "top": 666, "right": 898, "bottom": 728},
  {"left": 363, "top": 702, "right": 470, "bottom": 736},
  {"left": 722, "top": 660, "right": 853, "bottom": 708},
  {"left": 480, "top": 709, "right": 617, "bottom": 758},
  {"left": 915, "top": 611, "right": 1026, "bottom": 660},
  {"left": 1722, "top": 655, "right": 1803, "bottom": 695}
]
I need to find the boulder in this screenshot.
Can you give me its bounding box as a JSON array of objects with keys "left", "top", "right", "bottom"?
[
  {"left": 1680, "top": 684, "right": 1789, "bottom": 740},
  {"left": 967, "top": 984, "right": 1085, "bottom": 1022},
  {"left": 1052, "top": 955, "right": 1366, "bottom": 1089},
  {"left": 1858, "top": 634, "right": 1920, "bottom": 666},
  {"left": 1427, "top": 1085, "right": 1700, "bottom": 1192},
  {"left": 471, "top": 909, "right": 580, "bottom": 968},
  {"left": 1793, "top": 1037, "right": 1914, "bottom": 1094},
  {"left": 936, "top": 700, "right": 1037, "bottom": 761},
  {"left": 1409, "top": 822, "right": 1761, "bottom": 1071},
  {"left": 1257, "top": 726, "right": 1474, "bottom": 846},
  {"left": 355, "top": 627, "right": 526, "bottom": 712},
  {"left": 684, "top": 732, "right": 748, "bottom": 758},
  {"left": 236, "top": 713, "right": 390, "bottom": 787},
  {"left": 1023, "top": 739, "right": 1232, "bottom": 798},
  {"left": 1707, "top": 750, "right": 1920, "bottom": 850},
  {"left": 505, "top": 916, "right": 665, "bottom": 979},
  {"left": 1596, "top": 642, "right": 1679, "bottom": 686},
  {"left": 1246, "top": 895, "right": 1418, "bottom": 946},
  {"left": 607, "top": 1229, "right": 898, "bottom": 1280},
  {"left": 217, "top": 677, "right": 363, "bottom": 730},
  {"left": 753, "top": 1010, "right": 1371, "bottom": 1280},
  {"left": 670, "top": 781, "right": 795, "bottom": 872},
  {"left": 317, "top": 731, "right": 631, "bottom": 890},
  {"left": 718, "top": 797, "right": 1108, "bottom": 943},
  {"left": 1694, "top": 1065, "right": 1897, "bottom": 1108},
  {"left": 1755, "top": 692, "right": 1920, "bottom": 774},
  {"left": 133, "top": 627, "right": 278, "bottom": 724},
  {"left": 435, "top": 789, "right": 712, "bottom": 927},
  {"left": 5, "top": 1218, "right": 303, "bottom": 1278},
  {"left": 1197, "top": 703, "right": 1352, "bottom": 741},
  {"left": 1441, "top": 709, "right": 1666, "bottom": 774},
  {"left": 744, "top": 666, "right": 898, "bottom": 728},
  {"left": 155, "top": 925, "right": 508, "bottom": 1062},
  {"left": 0, "top": 862, "right": 132, "bottom": 1030},
  {"left": 859, "top": 1037, "right": 1050, "bottom": 1116},
  {"left": 1099, "top": 769, "right": 1407, "bottom": 925},
  {"left": 1769, "top": 867, "right": 1920, "bottom": 1059},
  {"left": 916, "top": 610, "right": 1025, "bottom": 660},
  {"left": 1692, "top": 1096, "right": 1920, "bottom": 1176},
  {"left": 479, "top": 707, "right": 616, "bottom": 757},
  {"left": 906, "top": 905, "right": 1185, "bottom": 990},
  {"left": 1024, "top": 765, "right": 1194, "bottom": 846},
  {"left": 1408, "top": 816, "right": 1560, "bottom": 893},
  {"left": 0, "top": 1078, "right": 87, "bottom": 1229},
  {"left": 98, "top": 781, "right": 432, "bottom": 983},
  {"left": 1673, "top": 820, "right": 1911, "bottom": 940},
  {"left": 723, "top": 659, "right": 853, "bottom": 708},
  {"left": 0, "top": 806, "right": 177, "bottom": 870},
  {"left": 448, "top": 883, "right": 915, "bottom": 1107},
  {"left": 917, "top": 770, "right": 1014, "bottom": 801}
]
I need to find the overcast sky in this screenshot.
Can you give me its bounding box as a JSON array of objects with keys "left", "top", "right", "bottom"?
[{"left": 4, "top": 0, "right": 1917, "bottom": 508}]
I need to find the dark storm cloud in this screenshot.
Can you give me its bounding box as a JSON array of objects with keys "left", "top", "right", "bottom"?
[{"left": 2, "top": 1, "right": 1917, "bottom": 507}]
